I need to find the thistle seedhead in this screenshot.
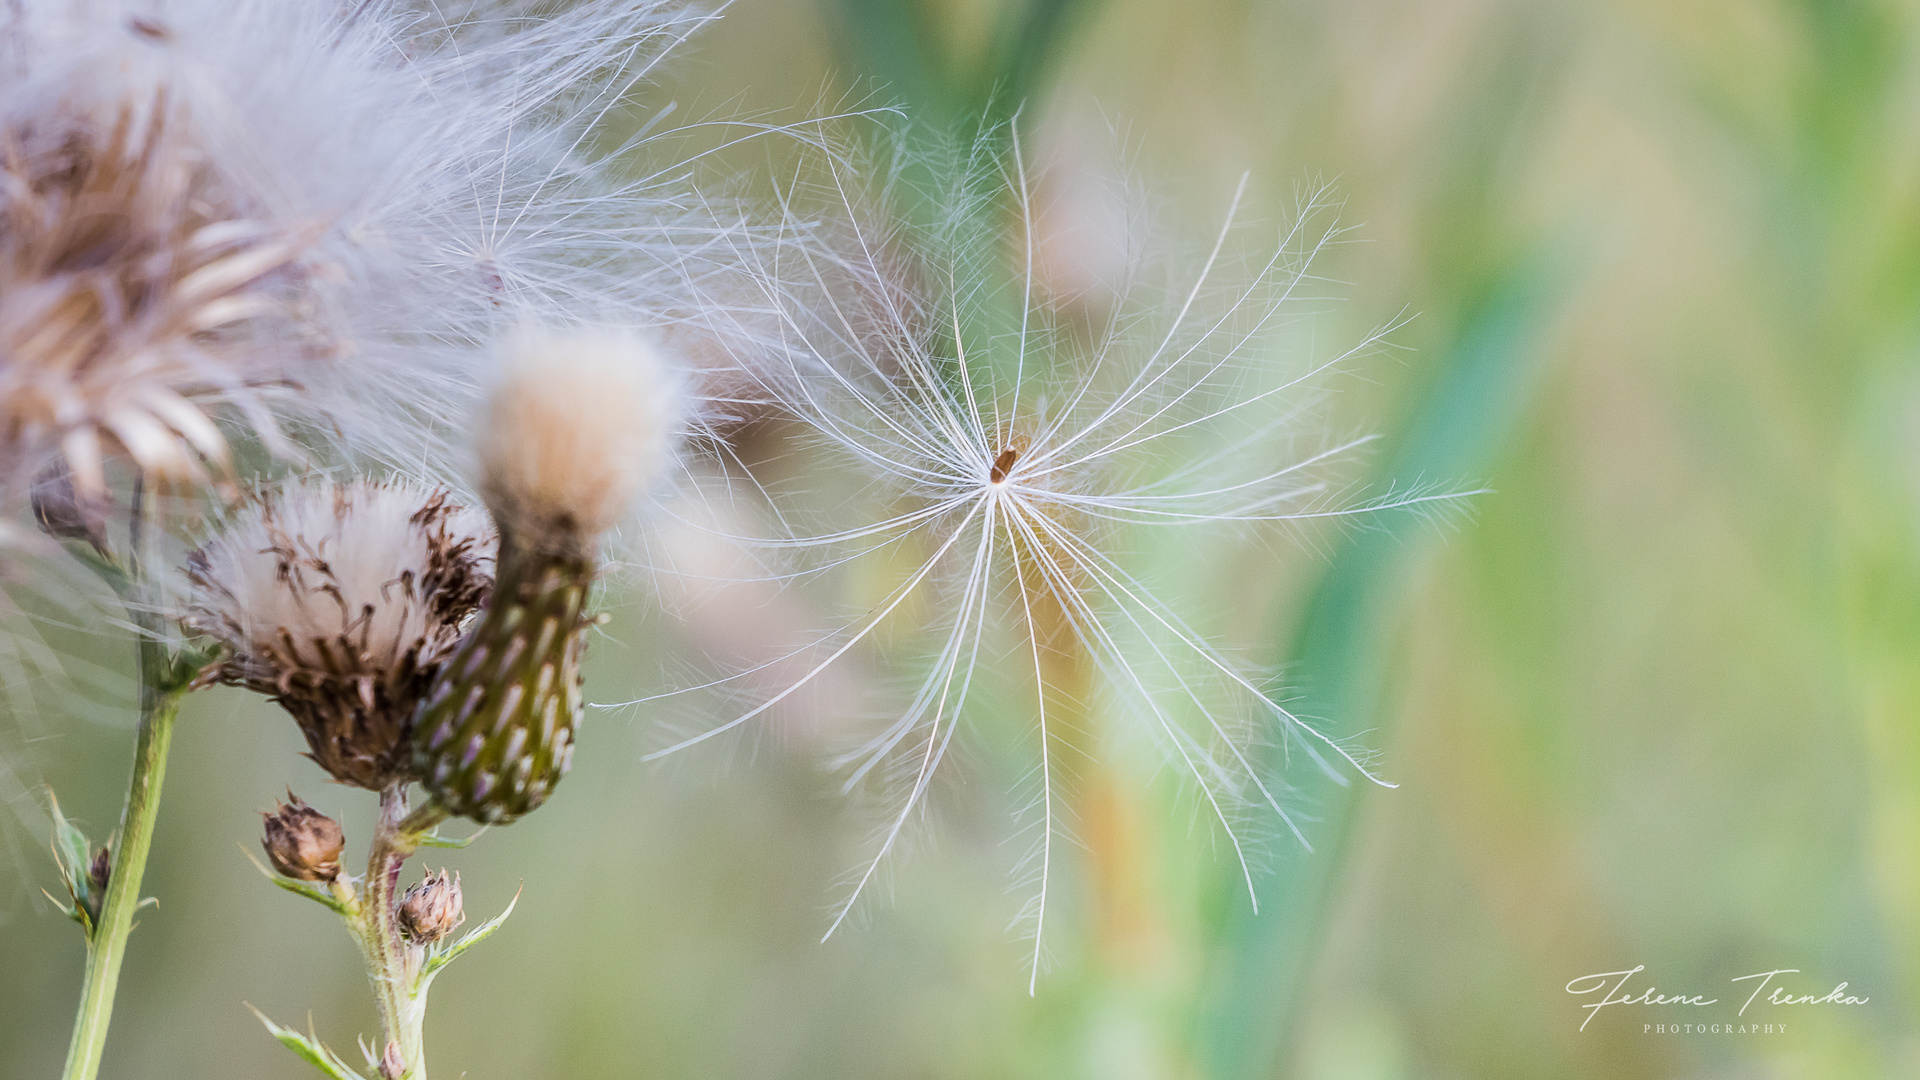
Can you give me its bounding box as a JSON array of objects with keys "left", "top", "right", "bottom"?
[
  {"left": 396, "top": 868, "right": 464, "bottom": 945},
  {"left": 186, "top": 478, "right": 494, "bottom": 789},
  {"left": 414, "top": 327, "right": 688, "bottom": 823},
  {"left": 261, "top": 793, "right": 343, "bottom": 882},
  {"left": 0, "top": 70, "right": 317, "bottom": 497}
]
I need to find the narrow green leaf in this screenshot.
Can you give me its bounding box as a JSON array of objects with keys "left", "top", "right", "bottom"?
[
  {"left": 48, "top": 792, "right": 89, "bottom": 874},
  {"left": 247, "top": 1005, "right": 369, "bottom": 1080},
  {"left": 418, "top": 887, "right": 519, "bottom": 991},
  {"left": 241, "top": 845, "right": 351, "bottom": 915},
  {"left": 1198, "top": 252, "right": 1564, "bottom": 1080},
  {"left": 413, "top": 825, "right": 488, "bottom": 849}
]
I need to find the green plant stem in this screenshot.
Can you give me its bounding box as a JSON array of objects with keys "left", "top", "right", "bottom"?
[
  {"left": 59, "top": 679, "right": 184, "bottom": 1080},
  {"left": 61, "top": 475, "right": 196, "bottom": 1080},
  {"left": 355, "top": 785, "right": 429, "bottom": 1080}
]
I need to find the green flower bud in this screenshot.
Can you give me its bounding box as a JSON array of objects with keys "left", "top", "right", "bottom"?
[
  {"left": 413, "top": 543, "right": 591, "bottom": 823},
  {"left": 412, "top": 327, "right": 683, "bottom": 823}
]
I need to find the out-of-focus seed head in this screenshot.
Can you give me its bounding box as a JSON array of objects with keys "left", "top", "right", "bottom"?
[
  {"left": 261, "top": 793, "right": 343, "bottom": 882},
  {"left": 396, "top": 868, "right": 464, "bottom": 945},
  {"left": 186, "top": 478, "right": 494, "bottom": 789},
  {"left": 0, "top": 84, "right": 317, "bottom": 496}
]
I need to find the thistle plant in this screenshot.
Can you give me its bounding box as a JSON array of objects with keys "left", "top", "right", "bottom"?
[
  {"left": 185, "top": 324, "right": 687, "bottom": 1080},
  {"left": 184, "top": 476, "right": 496, "bottom": 1080},
  {"left": 654, "top": 128, "right": 1473, "bottom": 989},
  {"left": 0, "top": 0, "right": 732, "bottom": 1075}
]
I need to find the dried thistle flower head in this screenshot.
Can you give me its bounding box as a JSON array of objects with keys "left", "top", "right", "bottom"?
[
  {"left": 0, "top": 86, "right": 313, "bottom": 496},
  {"left": 478, "top": 326, "right": 687, "bottom": 555},
  {"left": 396, "top": 869, "right": 464, "bottom": 945},
  {"left": 261, "top": 793, "right": 343, "bottom": 882},
  {"left": 414, "top": 325, "right": 689, "bottom": 823},
  {"left": 187, "top": 478, "right": 494, "bottom": 789}
]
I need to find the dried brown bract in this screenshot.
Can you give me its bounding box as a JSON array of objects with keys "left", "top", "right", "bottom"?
[{"left": 396, "top": 869, "right": 464, "bottom": 945}]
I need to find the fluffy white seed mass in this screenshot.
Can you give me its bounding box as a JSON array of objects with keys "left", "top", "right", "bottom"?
[
  {"left": 188, "top": 480, "right": 493, "bottom": 674},
  {"left": 0, "top": 0, "right": 723, "bottom": 496},
  {"left": 185, "top": 478, "right": 494, "bottom": 787},
  {"left": 478, "top": 326, "right": 687, "bottom": 549}
]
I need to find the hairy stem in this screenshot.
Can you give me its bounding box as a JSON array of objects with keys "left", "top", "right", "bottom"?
[
  {"left": 59, "top": 681, "right": 183, "bottom": 1080},
  {"left": 356, "top": 785, "right": 429, "bottom": 1080}
]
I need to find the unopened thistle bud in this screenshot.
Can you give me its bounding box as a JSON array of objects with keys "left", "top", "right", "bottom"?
[
  {"left": 30, "top": 466, "right": 109, "bottom": 555},
  {"left": 261, "top": 794, "right": 343, "bottom": 882},
  {"left": 187, "top": 479, "right": 494, "bottom": 789},
  {"left": 396, "top": 868, "right": 464, "bottom": 945},
  {"left": 416, "top": 326, "right": 685, "bottom": 822}
]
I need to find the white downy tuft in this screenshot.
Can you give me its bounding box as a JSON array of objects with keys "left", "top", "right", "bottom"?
[
  {"left": 478, "top": 325, "right": 688, "bottom": 551},
  {"left": 187, "top": 479, "right": 493, "bottom": 677}
]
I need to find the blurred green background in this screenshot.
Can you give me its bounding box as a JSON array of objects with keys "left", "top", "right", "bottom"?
[{"left": 7, "top": 0, "right": 1920, "bottom": 1076}]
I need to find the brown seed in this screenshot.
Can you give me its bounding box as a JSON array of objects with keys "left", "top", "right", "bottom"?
[{"left": 990, "top": 446, "right": 1019, "bottom": 485}]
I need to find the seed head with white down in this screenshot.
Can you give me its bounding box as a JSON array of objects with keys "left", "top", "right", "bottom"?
[
  {"left": 411, "top": 325, "right": 686, "bottom": 824},
  {"left": 480, "top": 326, "right": 688, "bottom": 555},
  {"left": 658, "top": 130, "right": 1477, "bottom": 989},
  {"left": 0, "top": 0, "right": 729, "bottom": 496},
  {"left": 186, "top": 478, "right": 495, "bottom": 789}
]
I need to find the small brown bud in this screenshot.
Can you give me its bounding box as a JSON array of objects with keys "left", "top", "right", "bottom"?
[
  {"left": 87, "top": 846, "right": 111, "bottom": 897},
  {"left": 31, "top": 466, "right": 109, "bottom": 554},
  {"left": 396, "top": 869, "right": 463, "bottom": 945},
  {"left": 261, "top": 793, "right": 344, "bottom": 882},
  {"left": 378, "top": 1040, "right": 406, "bottom": 1080}
]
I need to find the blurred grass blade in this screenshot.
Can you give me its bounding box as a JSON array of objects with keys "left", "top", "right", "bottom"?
[{"left": 1198, "top": 252, "right": 1564, "bottom": 1080}]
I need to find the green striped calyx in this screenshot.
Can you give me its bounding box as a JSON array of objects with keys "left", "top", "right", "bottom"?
[{"left": 413, "top": 539, "right": 594, "bottom": 823}]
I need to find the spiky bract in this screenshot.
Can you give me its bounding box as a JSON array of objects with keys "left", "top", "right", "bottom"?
[{"left": 413, "top": 544, "right": 591, "bottom": 823}]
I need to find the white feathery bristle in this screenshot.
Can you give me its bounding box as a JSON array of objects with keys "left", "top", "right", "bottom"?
[
  {"left": 479, "top": 326, "right": 686, "bottom": 546},
  {"left": 187, "top": 478, "right": 493, "bottom": 678}
]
